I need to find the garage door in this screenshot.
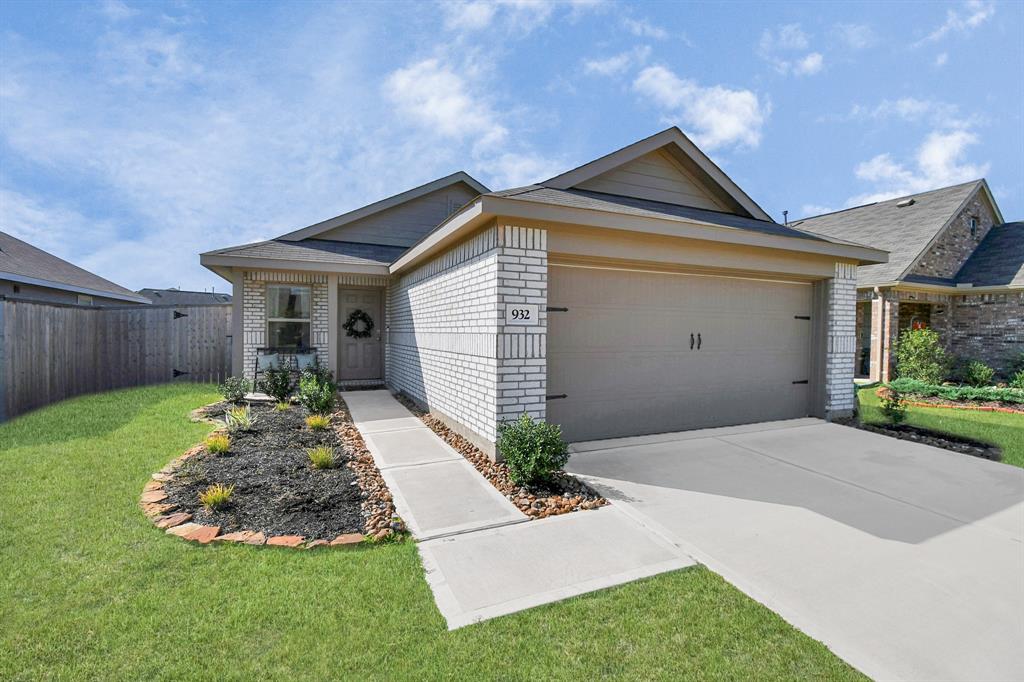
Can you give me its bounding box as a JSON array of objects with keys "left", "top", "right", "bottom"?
[{"left": 546, "top": 264, "right": 814, "bottom": 442}]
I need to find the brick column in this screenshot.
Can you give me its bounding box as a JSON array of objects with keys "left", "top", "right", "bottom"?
[
  {"left": 869, "top": 290, "right": 899, "bottom": 383},
  {"left": 495, "top": 225, "right": 548, "bottom": 426},
  {"left": 825, "top": 262, "right": 857, "bottom": 418}
]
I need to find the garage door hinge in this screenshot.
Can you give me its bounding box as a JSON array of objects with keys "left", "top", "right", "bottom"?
[
  {"left": 794, "top": 315, "right": 810, "bottom": 320},
  {"left": 792, "top": 380, "right": 808, "bottom": 384},
  {"left": 545, "top": 394, "right": 567, "bottom": 400},
  {"left": 546, "top": 306, "right": 569, "bottom": 312}
]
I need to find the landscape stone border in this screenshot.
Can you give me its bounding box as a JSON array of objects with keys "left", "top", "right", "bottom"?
[
  {"left": 139, "top": 401, "right": 400, "bottom": 550},
  {"left": 874, "top": 386, "right": 1024, "bottom": 414}
]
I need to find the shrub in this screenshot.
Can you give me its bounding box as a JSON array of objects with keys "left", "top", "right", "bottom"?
[
  {"left": 960, "top": 360, "right": 995, "bottom": 387},
  {"left": 218, "top": 376, "right": 251, "bottom": 404},
  {"left": 258, "top": 366, "right": 293, "bottom": 403},
  {"left": 224, "top": 405, "right": 256, "bottom": 432},
  {"left": 497, "top": 413, "right": 569, "bottom": 486},
  {"left": 199, "top": 483, "right": 234, "bottom": 510},
  {"left": 879, "top": 388, "right": 907, "bottom": 424},
  {"left": 888, "top": 378, "right": 1024, "bottom": 404},
  {"left": 1011, "top": 370, "right": 1024, "bottom": 390},
  {"left": 1006, "top": 352, "right": 1024, "bottom": 380},
  {"left": 205, "top": 433, "right": 230, "bottom": 454},
  {"left": 298, "top": 365, "right": 337, "bottom": 415},
  {"left": 305, "top": 414, "right": 330, "bottom": 431},
  {"left": 895, "top": 328, "right": 950, "bottom": 384},
  {"left": 307, "top": 445, "right": 336, "bottom": 469},
  {"left": 274, "top": 401, "right": 290, "bottom": 412}
]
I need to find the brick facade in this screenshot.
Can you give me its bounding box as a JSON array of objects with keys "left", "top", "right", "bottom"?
[
  {"left": 825, "top": 262, "right": 857, "bottom": 416},
  {"left": 946, "top": 292, "right": 1024, "bottom": 374},
  {"left": 241, "top": 271, "right": 328, "bottom": 380},
  {"left": 910, "top": 190, "right": 998, "bottom": 279}
]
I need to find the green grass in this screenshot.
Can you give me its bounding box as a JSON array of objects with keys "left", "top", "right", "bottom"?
[
  {"left": 858, "top": 386, "right": 1024, "bottom": 468},
  {"left": 1, "top": 384, "right": 863, "bottom": 681}
]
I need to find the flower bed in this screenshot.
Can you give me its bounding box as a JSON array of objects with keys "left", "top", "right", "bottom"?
[
  {"left": 395, "top": 395, "right": 607, "bottom": 519},
  {"left": 877, "top": 384, "right": 1024, "bottom": 414},
  {"left": 141, "top": 400, "right": 402, "bottom": 548}
]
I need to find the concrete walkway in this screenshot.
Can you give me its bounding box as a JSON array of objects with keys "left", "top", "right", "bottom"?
[{"left": 340, "top": 390, "right": 694, "bottom": 628}]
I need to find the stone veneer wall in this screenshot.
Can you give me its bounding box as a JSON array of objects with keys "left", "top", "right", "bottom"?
[
  {"left": 911, "top": 189, "right": 998, "bottom": 280},
  {"left": 386, "top": 224, "right": 548, "bottom": 454},
  {"left": 241, "top": 271, "right": 328, "bottom": 381},
  {"left": 825, "top": 262, "right": 858, "bottom": 416}
]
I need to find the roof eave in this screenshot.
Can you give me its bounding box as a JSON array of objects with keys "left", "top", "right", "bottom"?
[
  {"left": 199, "top": 253, "right": 390, "bottom": 276},
  {"left": 0, "top": 272, "right": 152, "bottom": 304}
]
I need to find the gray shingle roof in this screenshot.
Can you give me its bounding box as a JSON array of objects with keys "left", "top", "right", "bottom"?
[
  {"left": 0, "top": 231, "right": 150, "bottom": 303},
  {"left": 790, "top": 181, "right": 981, "bottom": 287},
  {"left": 204, "top": 239, "right": 405, "bottom": 266},
  {"left": 489, "top": 186, "right": 867, "bottom": 245},
  {"left": 138, "top": 288, "right": 232, "bottom": 305},
  {"left": 954, "top": 222, "right": 1023, "bottom": 287}
]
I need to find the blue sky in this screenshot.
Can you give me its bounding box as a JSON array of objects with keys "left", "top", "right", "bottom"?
[{"left": 1, "top": 0, "right": 1021, "bottom": 292}]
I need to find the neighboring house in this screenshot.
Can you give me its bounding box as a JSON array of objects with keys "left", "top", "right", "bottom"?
[
  {"left": 138, "top": 288, "right": 232, "bottom": 305},
  {"left": 201, "top": 128, "right": 886, "bottom": 455},
  {"left": 792, "top": 181, "right": 1022, "bottom": 382},
  {"left": 0, "top": 231, "right": 150, "bottom": 306}
]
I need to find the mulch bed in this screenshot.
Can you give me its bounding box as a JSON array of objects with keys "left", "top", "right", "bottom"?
[
  {"left": 395, "top": 395, "right": 607, "bottom": 519},
  {"left": 143, "top": 400, "right": 401, "bottom": 549},
  {"left": 848, "top": 420, "right": 1002, "bottom": 462},
  {"left": 874, "top": 386, "right": 1023, "bottom": 414}
]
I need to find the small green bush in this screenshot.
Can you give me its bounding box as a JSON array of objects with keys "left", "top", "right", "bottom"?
[
  {"left": 879, "top": 388, "right": 907, "bottom": 424},
  {"left": 305, "top": 414, "right": 330, "bottom": 431},
  {"left": 1006, "top": 352, "right": 1024, "bottom": 380},
  {"left": 497, "top": 414, "right": 569, "bottom": 486},
  {"left": 960, "top": 359, "right": 995, "bottom": 387},
  {"left": 888, "top": 378, "right": 1024, "bottom": 404},
  {"left": 298, "top": 365, "right": 336, "bottom": 415},
  {"left": 199, "top": 483, "right": 234, "bottom": 510},
  {"left": 274, "top": 401, "right": 290, "bottom": 412},
  {"left": 205, "top": 433, "right": 230, "bottom": 454},
  {"left": 258, "top": 366, "right": 293, "bottom": 403},
  {"left": 895, "top": 328, "right": 950, "bottom": 384},
  {"left": 307, "top": 445, "right": 336, "bottom": 469},
  {"left": 218, "top": 376, "right": 251, "bottom": 403},
  {"left": 224, "top": 405, "right": 256, "bottom": 432},
  {"left": 1010, "top": 370, "right": 1024, "bottom": 390}
]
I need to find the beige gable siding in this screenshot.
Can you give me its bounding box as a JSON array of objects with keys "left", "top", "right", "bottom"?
[
  {"left": 575, "top": 149, "right": 729, "bottom": 211},
  {"left": 910, "top": 188, "right": 999, "bottom": 280},
  {"left": 317, "top": 183, "right": 479, "bottom": 247}
]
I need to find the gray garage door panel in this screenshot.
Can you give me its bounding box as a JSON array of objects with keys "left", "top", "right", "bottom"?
[{"left": 547, "top": 265, "right": 813, "bottom": 442}]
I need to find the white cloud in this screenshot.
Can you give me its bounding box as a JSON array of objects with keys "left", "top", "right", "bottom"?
[
  {"left": 832, "top": 23, "right": 875, "bottom": 49},
  {"left": 758, "top": 23, "right": 823, "bottom": 76},
  {"left": 799, "top": 204, "right": 836, "bottom": 218},
  {"left": 633, "top": 65, "right": 768, "bottom": 150},
  {"left": 489, "top": 152, "right": 564, "bottom": 187},
  {"left": 849, "top": 130, "right": 989, "bottom": 204},
  {"left": 440, "top": 1, "right": 499, "bottom": 31},
  {"left": 914, "top": 0, "right": 995, "bottom": 46},
  {"left": 582, "top": 45, "right": 650, "bottom": 77},
  {"left": 98, "top": 29, "right": 205, "bottom": 88},
  {"left": 99, "top": 0, "right": 138, "bottom": 21},
  {"left": 794, "top": 52, "right": 823, "bottom": 76},
  {"left": 0, "top": 189, "right": 119, "bottom": 261},
  {"left": 847, "top": 97, "right": 976, "bottom": 129},
  {"left": 623, "top": 17, "right": 667, "bottom": 40},
  {"left": 935, "top": 52, "right": 949, "bottom": 67},
  {"left": 439, "top": 0, "right": 600, "bottom": 34}
]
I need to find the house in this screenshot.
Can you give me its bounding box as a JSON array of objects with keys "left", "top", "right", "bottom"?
[
  {"left": 792, "top": 181, "right": 1022, "bottom": 382},
  {"left": 0, "top": 231, "right": 150, "bottom": 306},
  {"left": 138, "top": 288, "right": 232, "bottom": 306},
  {"left": 201, "top": 128, "right": 887, "bottom": 455}
]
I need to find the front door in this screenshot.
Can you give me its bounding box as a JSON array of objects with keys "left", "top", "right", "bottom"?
[{"left": 339, "top": 288, "right": 383, "bottom": 381}]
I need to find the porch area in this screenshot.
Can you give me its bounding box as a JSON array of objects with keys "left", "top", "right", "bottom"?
[{"left": 855, "top": 290, "right": 951, "bottom": 383}]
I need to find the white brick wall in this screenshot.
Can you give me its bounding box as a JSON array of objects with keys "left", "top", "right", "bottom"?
[
  {"left": 241, "top": 271, "right": 328, "bottom": 380},
  {"left": 825, "top": 262, "right": 857, "bottom": 416}
]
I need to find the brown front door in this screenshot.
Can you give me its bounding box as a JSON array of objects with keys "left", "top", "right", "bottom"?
[{"left": 339, "top": 288, "right": 383, "bottom": 381}]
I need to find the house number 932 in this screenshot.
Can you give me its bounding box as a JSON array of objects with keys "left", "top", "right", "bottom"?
[{"left": 504, "top": 303, "right": 538, "bottom": 326}]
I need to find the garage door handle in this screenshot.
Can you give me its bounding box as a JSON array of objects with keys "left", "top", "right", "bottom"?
[
  {"left": 690, "top": 333, "right": 695, "bottom": 350},
  {"left": 697, "top": 333, "right": 702, "bottom": 350}
]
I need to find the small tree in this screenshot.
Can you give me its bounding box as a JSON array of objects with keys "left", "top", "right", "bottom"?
[
  {"left": 895, "top": 328, "right": 950, "bottom": 384},
  {"left": 497, "top": 414, "right": 570, "bottom": 486},
  {"left": 879, "top": 387, "right": 907, "bottom": 425}
]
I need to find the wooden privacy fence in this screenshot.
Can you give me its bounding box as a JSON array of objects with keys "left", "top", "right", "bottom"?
[{"left": 0, "top": 299, "right": 232, "bottom": 421}]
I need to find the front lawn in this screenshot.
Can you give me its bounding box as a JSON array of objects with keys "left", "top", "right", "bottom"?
[
  {"left": 0, "top": 384, "right": 862, "bottom": 681},
  {"left": 858, "top": 386, "right": 1024, "bottom": 468}
]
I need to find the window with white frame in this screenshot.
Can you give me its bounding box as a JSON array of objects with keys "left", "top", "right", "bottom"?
[
  {"left": 266, "top": 285, "right": 311, "bottom": 348},
  {"left": 970, "top": 216, "right": 978, "bottom": 237}
]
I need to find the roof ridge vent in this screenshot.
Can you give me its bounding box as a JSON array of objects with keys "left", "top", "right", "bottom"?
[{"left": 896, "top": 198, "right": 916, "bottom": 208}]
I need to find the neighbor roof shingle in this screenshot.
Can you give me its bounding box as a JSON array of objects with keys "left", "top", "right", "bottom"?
[
  {"left": 0, "top": 231, "right": 150, "bottom": 303},
  {"left": 790, "top": 181, "right": 982, "bottom": 287},
  {"left": 203, "top": 239, "right": 406, "bottom": 267},
  {"left": 954, "top": 222, "right": 1024, "bottom": 288}
]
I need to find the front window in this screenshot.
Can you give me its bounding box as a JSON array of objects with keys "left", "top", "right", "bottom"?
[{"left": 266, "top": 285, "right": 311, "bottom": 348}]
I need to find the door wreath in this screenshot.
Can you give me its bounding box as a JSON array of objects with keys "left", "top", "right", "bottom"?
[{"left": 342, "top": 309, "right": 375, "bottom": 338}]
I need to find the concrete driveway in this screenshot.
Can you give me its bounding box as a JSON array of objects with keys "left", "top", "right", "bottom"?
[{"left": 567, "top": 418, "right": 1024, "bottom": 682}]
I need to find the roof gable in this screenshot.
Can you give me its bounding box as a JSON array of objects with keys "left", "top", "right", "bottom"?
[
  {"left": 278, "top": 171, "right": 489, "bottom": 245},
  {"left": 954, "top": 222, "right": 1023, "bottom": 288},
  {"left": 541, "top": 127, "right": 771, "bottom": 221}
]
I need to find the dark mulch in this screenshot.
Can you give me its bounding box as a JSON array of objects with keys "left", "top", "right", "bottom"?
[
  {"left": 164, "top": 404, "right": 367, "bottom": 538},
  {"left": 850, "top": 420, "right": 1002, "bottom": 462}
]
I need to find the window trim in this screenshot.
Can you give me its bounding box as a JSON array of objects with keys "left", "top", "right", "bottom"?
[{"left": 265, "top": 284, "right": 312, "bottom": 348}]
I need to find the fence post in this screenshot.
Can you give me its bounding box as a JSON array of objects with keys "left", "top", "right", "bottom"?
[{"left": 0, "top": 300, "right": 7, "bottom": 423}]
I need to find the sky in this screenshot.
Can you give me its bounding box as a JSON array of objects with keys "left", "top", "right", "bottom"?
[{"left": 1, "top": 0, "right": 1021, "bottom": 293}]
